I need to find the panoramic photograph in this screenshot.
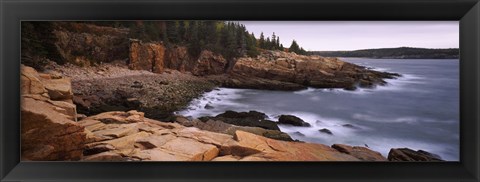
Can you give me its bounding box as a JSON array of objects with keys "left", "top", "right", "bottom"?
[{"left": 20, "top": 21, "right": 459, "bottom": 161}]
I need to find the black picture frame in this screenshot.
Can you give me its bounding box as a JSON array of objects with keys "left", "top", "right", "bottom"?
[{"left": 1, "top": 0, "right": 479, "bottom": 181}]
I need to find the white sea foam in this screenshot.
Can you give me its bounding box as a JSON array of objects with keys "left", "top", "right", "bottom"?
[{"left": 177, "top": 88, "right": 248, "bottom": 118}]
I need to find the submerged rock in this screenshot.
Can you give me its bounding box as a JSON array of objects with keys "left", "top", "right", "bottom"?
[
  {"left": 278, "top": 115, "right": 311, "bottom": 127},
  {"left": 342, "top": 124, "right": 358, "bottom": 129},
  {"left": 204, "top": 104, "right": 214, "bottom": 109},
  {"left": 292, "top": 131, "right": 306, "bottom": 137},
  {"left": 318, "top": 128, "right": 333, "bottom": 135}
]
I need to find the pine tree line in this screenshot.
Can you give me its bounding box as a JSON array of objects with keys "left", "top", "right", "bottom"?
[
  {"left": 258, "top": 32, "right": 284, "bottom": 51},
  {"left": 21, "top": 21, "right": 309, "bottom": 70},
  {"left": 124, "top": 21, "right": 260, "bottom": 60}
]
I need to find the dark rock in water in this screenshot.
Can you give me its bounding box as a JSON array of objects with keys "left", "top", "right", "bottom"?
[
  {"left": 278, "top": 115, "right": 311, "bottom": 127},
  {"left": 200, "top": 110, "right": 280, "bottom": 131},
  {"left": 343, "top": 86, "right": 357, "bottom": 91},
  {"left": 204, "top": 104, "right": 214, "bottom": 109},
  {"left": 292, "top": 131, "right": 305, "bottom": 136},
  {"left": 319, "top": 128, "right": 333, "bottom": 135},
  {"left": 217, "top": 110, "right": 267, "bottom": 120},
  {"left": 342, "top": 124, "right": 358, "bottom": 129},
  {"left": 315, "top": 120, "right": 322, "bottom": 124},
  {"left": 387, "top": 148, "right": 444, "bottom": 161}
]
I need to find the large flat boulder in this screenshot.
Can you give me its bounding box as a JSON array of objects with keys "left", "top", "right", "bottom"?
[
  {"left": 233, "top": 131, "right": 360, "bottom": 161},
  {"left": 332, "top": 144, "right": 387, "bottom": 161}
]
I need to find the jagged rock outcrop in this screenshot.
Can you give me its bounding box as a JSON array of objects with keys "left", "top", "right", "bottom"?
[
  {"left": 52, "top": 22, "right": 129, "bottom": 66},
  {"left": 164, "top": 46, "right": 192, "bottom": 72},
  {"left": 224, "top": 50, "right": 400, "bottom": 90},
  {"left": 128, "top": 41, "right": 227, "bottom": 75},
  {"left": 332, "top": 144, "right": 387, "bottom": 161},
  {"left": 128, "top": 39, "right": 166, "bottom": 73},
  {"left": 21, "top": 65, "right": 86, "bottom": 161},
  {"left": 191, "top": 50, "right": 227, "bottom": 76},
  {"left": 387, "top": 148, "right": 444, "bottom": 161}
]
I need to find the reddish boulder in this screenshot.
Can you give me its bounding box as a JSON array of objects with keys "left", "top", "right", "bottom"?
[{"left": 332, "top": 144, "right": 387, "bottom": 161}]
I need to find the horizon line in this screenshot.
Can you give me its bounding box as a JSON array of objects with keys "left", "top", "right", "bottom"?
[{"left": 309, "top": 46, "right": 460, "bottom": 52}]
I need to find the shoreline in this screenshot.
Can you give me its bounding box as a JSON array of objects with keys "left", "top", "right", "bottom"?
[{"left": 20, "top": 63, "right": 445, "bottom": 162}]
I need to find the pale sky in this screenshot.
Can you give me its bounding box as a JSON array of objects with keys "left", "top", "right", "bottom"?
[{"left": 238, "top": 21, "right": 459, "bottom": 51}]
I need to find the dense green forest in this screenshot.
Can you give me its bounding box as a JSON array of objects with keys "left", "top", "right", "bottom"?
[
  {"left": 310, "top": 47, "right": 459, "bottom": 59},
  {"left": 21, "top": 21, "right": 308, "bottom": 70}
]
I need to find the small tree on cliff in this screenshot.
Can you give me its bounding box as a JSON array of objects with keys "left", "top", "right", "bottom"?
[{"left": 259, "top": 32, "right": 265, "bottom": 49}]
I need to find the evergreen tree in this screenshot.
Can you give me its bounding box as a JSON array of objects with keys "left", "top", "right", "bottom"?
[
  {"left": 246, "top": 32, "right": 259, "bottom": 57},
  {"left": 265, "top": 37, "right": 271, "bottom": 50},
  {"left": 289, "top": 40, "right": 300, "bottom": 53},
  {"left": 259, "top": 32, "right": 265, "bottom": 49},
  {"left": 166, "top": 21, "right": 179, "bottom": 44},
  {"left": 187, "top": 21, "right": 202, "bottom": 58},
  {"left": 271, "top": 32, "right": 277, "bottom": 50},
  {"left": 178, "top": 21, "right": 187, "bottom": 43}
]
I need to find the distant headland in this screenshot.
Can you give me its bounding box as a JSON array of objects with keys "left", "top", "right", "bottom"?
[{"left": 310, "top": 47, "right": 459, "bottom": 59}]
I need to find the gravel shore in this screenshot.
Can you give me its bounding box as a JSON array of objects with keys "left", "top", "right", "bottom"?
[{"left": 44, "top": 61, "right": 216, "bottom": 120}]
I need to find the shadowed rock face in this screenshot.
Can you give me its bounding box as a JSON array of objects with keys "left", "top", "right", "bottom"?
[
  {"left": 387, "top": 148, "right": 444, "bottom": 161},
  {"left": 52, "top": 22, "right": 129, "bottom": 66}
]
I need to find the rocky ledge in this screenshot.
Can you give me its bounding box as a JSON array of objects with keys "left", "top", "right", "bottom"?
[
  {"left": 22, "top": 64, "right": 433, "bottom": 162},
  {"left": 126, "top": 40, "right": 399, "bottom": 91},
  {"left": 206, "top": 50, "right": 400, "bottom": 91}
]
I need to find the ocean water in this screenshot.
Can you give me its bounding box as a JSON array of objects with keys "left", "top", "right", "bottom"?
[{"left": 178, "top": 58, "right": 460, "bottom": 161}]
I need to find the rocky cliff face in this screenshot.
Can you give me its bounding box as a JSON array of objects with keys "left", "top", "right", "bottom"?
[
  {"left": 128, "top": 39, "right": 166, "bottom": 73},
  {"left": 128, "top": 41, "right": 227, "bottom": 75},
  {"left": 52, "top": 22, "right": 130, "bottom": 66},
  {"left": 21, "top": 65, "right": 86, "bottom": 160}
]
